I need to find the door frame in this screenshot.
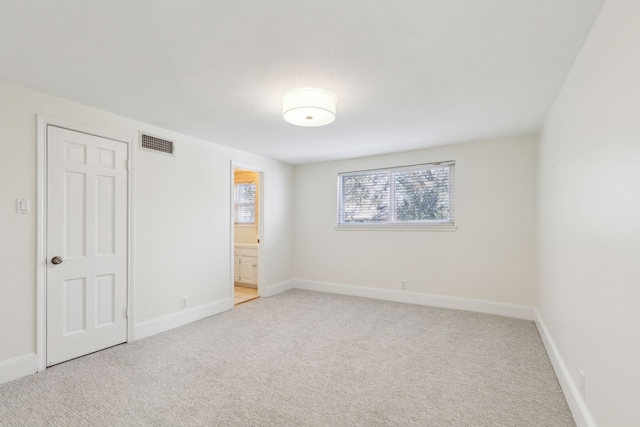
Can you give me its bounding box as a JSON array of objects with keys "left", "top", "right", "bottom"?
[
  {"left": 230, "top": 161, "right": 265, "bottom": 299},
  {"left": 36, "top": 115, "right": 135, "bottom": 372}
]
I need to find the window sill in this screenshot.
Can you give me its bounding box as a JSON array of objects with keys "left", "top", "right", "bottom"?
[{"left": 335, "top": 224, "right": 457, "bottom": 232}]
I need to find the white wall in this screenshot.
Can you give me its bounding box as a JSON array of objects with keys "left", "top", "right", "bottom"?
[
  {"left": 0, "top": 81, "right": 293, "bottom": 368},
  {"left": 293, "top": 135, "right": 538, "bottom": 306},
  {"left": 537, "top": 0, "right": 640, "bottom": 425}
]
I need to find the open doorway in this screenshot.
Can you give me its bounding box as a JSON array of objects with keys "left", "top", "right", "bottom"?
[{"left": 232, "top": 166, "right": 262, "bottom": 305}]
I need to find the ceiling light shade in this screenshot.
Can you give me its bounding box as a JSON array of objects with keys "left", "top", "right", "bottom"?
[{"left": 283, "top": 88, "right": 336, "bottom": 127}]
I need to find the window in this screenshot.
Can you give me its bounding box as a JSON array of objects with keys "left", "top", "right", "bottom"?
[
  {"left": 337, "top": 161, "right": 454, "bottom": 226},
  {"left": 234, "top": 183, "right": 256, "bottom": 224}
]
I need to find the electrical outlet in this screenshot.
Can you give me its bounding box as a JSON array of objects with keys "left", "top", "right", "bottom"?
[
  {"left": 579, "top": 370, "right": 585, "bottom": 397},
  {"left": 401, "top": 280, "right": 407, "bottom": 289},
  {"left": 181, "top": 296, "right": 188, "bottom": 309}
]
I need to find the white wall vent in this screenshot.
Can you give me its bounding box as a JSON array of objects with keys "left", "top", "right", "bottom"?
[{"left": 139, "top": 132, "right": 175, "bottom": 156}]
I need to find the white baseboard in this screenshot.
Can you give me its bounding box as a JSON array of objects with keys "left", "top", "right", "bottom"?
[
  {"left": 291, "top": 279, "right": 535, "bottom": 320},
  {"left": 264, "top": 279, "right": 294, "bottom": 297},
  {"left": 534, "top": 310, "right": 596, "bottom": 427},
  {"left": 133, "top": 298, "right": 233, "bottom": 341},
  {"left": 0, "top": 353, "right": 37, "bottom": 385}
]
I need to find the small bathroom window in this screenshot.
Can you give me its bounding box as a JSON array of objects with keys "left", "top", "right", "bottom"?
[{"left": 234, "top": 183, "right": 256, "bottom": 224}]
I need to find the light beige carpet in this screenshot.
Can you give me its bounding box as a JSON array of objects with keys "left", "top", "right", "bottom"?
[{"left": 0, "top": 289, "right": 575, "bottom": 426}]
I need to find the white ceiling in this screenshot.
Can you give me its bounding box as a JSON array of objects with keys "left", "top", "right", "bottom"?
[{"left": 0, "top": 0, "right": 604, "bottom": 165}]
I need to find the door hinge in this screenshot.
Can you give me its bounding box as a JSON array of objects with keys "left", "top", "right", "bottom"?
[
  {"left": 126, "top": 159, "right": 131, "bottom": 170},
  {"left": 123, "top": 307, "right": 129, "bottom": 319}
]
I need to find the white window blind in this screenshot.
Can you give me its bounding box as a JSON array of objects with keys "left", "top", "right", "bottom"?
[
  {"left": 234, "top": 183, "right": 256, "bottom": 224},
  {"left": 337, "top": 161, "right": 454, "bottom": 226}
]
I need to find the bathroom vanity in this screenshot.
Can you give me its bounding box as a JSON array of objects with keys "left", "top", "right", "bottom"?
[{"left": 234, "top": 243, "right": 258, "bottom": 286}]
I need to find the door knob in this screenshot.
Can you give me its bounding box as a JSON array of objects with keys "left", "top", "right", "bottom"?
[{"left": 51, "top": 256, "right": 64, "bottom": 265}]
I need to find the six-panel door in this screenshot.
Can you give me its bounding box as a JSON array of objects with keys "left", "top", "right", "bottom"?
[{"left": 46, "top": 126, "right": 128, "bottom": 366}]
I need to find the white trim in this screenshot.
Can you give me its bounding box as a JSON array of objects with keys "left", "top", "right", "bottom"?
[
  {"left": 230, "top": 164, "right": 235, "bottom": 301},
  {"left": 290, "top": 279, "right": 535, "bottom": 320},
  {"left": 335, "top": 225, "right": 457, "bottom": 232},
  {"left": 127, "top": 130, "right": 137, "bottom": 342},
  {"left": 36, "top": 115, "right": 134, "bottom": 373},
  {"left": 37, "top": 116, "right": 131, "bottom": 143},
  {"left": 264, "top": 280, "right": 295, "bottom": 297},
  {"left": 339, "top": 160, "right": 456, "bottom": 176},
  {"left": 534, "top": 310, "right": 597, "bottom": 427},
  {"left": 127, "top": 131, "right": 136, "bottom": 343},
  {"left": 0, "top": 353, "right": 38, "bottom": 385},
  {"left": 133, "top": 298, "right": 233, "bottom": 341},
  {"left": 36, "top": 117, "right": 47, "bottom": 372}
]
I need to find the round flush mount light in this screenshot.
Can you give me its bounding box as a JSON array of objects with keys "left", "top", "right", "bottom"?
[{"left": 283, "top": 88, "right": 336, "bottom": 127}]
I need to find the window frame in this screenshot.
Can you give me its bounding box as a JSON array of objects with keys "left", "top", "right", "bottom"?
[
  {"left": 234, "top": 182, "right": 256, "bottom": 224},
  {"left": 336, "top": 161, "right": 456, "bottom": 231}
]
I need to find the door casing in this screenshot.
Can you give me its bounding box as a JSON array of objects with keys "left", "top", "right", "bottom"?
[{"left": 36, "top": 115, "right": 135, "bottom": 372}]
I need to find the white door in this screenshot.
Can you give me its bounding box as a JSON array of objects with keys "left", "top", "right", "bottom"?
[{"left": 46, "top": 126, "right": 128, "bottom": 366}]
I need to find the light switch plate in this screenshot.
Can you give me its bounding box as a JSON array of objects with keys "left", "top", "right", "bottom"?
[{"left": 17, "top": 199, "right": 30, "bottom": 214}]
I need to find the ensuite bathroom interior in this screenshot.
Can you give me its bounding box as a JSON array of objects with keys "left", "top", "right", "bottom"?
[{"left": 233, "top": 168, "right": 259, "bottom": 305}]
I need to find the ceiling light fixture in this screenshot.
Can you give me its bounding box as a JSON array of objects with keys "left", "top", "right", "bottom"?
[{"left": 283, "top": 88, "right": 336, "bottom": 127}]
